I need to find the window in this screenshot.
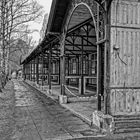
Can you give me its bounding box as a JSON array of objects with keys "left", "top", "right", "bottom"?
[{"left": 91, "top": 53, "right": 97, "bottom": 75}]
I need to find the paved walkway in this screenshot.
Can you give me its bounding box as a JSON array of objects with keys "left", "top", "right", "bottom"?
[
  {"left": 11, "top": 80, "right": 103, "bottom": 140},
  {"left": 26, "top": 80, "right": 98, "bottom": 125},
  {"left": 22, "top": 80, "right": 140, "bottom": 140}
]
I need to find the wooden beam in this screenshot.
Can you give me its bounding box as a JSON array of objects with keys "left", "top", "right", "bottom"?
[
  {"left": 97, "top": 5, "right": 102, "bottom": 111},
  {"left": 67, "top": 18, "right": 93, "bottom": 34},
  {"left": 81, "top": 37, "right": 84, "bottom": 95},
  {"left": 65, "top": 43, "right": 95, "bottom": 47},
  {"left": 48, "top": 45, "right": 52, "bottom": 91},
  {"left": 67, "top": 34, "right": 96, "bottom": 38},
  {"left": 104, "top": 1, "right": 111, "bottom": 114},
  {"left": 65, "top": 39, "right": 90, "bottom": 55},
  {"left": 33, "top": 59, "right": 35, "bottom": 82},
  {"left": 36, "top": 56, "right": 39, "bottom": 84}
]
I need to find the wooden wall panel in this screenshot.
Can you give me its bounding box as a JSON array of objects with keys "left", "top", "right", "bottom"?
[
  {"left": 110, "top": 0, "right": 140, "bottom": 115},
  {"left": 111, "top": 0, "right": 140, "bottom": 27},
  {"left": 110, "top": 28, "right": 140, "bottom": 87},
  {"left": 110, "top": 0, "right": 140, "bottom": 87},
  {"left": 110, "top": 88, "right": 140, "bottom": 115}
]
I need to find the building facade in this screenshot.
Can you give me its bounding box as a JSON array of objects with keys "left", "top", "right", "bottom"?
[{"left": 21, "top": 0, "right": 140, "bottom": 133}]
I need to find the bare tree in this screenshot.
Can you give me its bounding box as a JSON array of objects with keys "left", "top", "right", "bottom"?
[{"left": 0, "top": 0, "right": 44, "bottom": 89}]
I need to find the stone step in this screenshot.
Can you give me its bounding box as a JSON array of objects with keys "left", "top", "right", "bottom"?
[
  {"left": 114, "top": 115, "right": 140, "bottom": 121},
  {"left": 113, "top": 115, "right": 140, "bottom": 133},
  {"left": 115, "top": 119, "right": 140, "bottom": 124},
  {"left": 115, "top": 121, "right": 140, "bottom": 129},
  {"left": 114, "top": 127, "right": 140, "bottom": 134}
]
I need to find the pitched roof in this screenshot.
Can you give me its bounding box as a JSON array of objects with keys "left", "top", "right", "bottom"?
[{"left": 21, "top": 0, "right": 70, "bottom": 64}]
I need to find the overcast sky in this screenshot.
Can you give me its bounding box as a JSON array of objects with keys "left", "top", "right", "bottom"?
[
  {"left": 36, "top": 0, "right": 52, "bottom": 13},
  {"left": 30, "top": 0, "right": 53, "bottom": 43}
]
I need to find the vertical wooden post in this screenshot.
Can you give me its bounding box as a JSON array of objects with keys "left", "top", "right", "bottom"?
[
  {"left": 77, "top": 56, "right": 79, "bottom": 75},
  {"left": 28, "top": 63, "right": 29, "bottom": 80},
  {"left": 25, "top": 64, "right": 28, "bottom": 80},
  {"left": 28, "top": 64, "right": 30, "bottom": 80},
  {"left": 36, "top": 56, "right": 39, "bottom": 84},
  {"left": 41, "top": 50, "right": 44, "bottom": 86},
  {"left": 31, "top": 60, "right": 33, "bottom": 81},
  {"left": 67, "top": 57, "right": 69, "bottom": 76},
  {"left": 48, "top": 45, "right": 52, "bottom": 92},
  {"left": 58, "top": 58, "right": 60, "bottom": 85},
  {"left": 29, "top": 62, "right": 31, "bottom": 80},
  {"left": 67, "top": 57, "right": 70, "bottom": 85},
  {"left": 33, "top": 59, "right": 35, "bottom": 82},
  {"left": 97, "top": 5, "right": 102, "bottom": 111},
  {"left": 29, "top": 61, "right": 32, "bottom": 81},
  {"left": 97, "top": 45, "right": 102, "bottom": 111},
  {"left": 81, "top": 36, "right": 84, "bottom": 95},
  {"left": 84, "top": 77, "right": 86, "bottom": 94},
  {"left": 60, "top": 34, "right": 66, "bottom": 95},
  {"left": 104, "top": 1, "right": 111, "bottom": 114},
  {"left": 23, "top": 64, "right": 25, "bottom": 80},
  {"left": 26, "top": 64, "right": 28, "bottom": 80}
]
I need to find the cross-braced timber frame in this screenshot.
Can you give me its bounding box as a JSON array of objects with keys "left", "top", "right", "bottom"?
[{"left": 21, "top": 0, "right": 113, "bottom": 114}]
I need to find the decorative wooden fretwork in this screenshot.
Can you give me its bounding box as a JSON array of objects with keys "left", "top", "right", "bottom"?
[{"left": 64, "top": 0, "right": 106, "bottom": 41}]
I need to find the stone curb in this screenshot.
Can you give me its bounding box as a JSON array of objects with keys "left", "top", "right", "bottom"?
[
  {"left": 24, "top": 81, "right": 58, "bottom": 102},
  {"left": 61, "top": 104, "right": 92, "bottom": 126}
]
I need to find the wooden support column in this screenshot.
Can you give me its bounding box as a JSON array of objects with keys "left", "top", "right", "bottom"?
[
  {"left": 80, "top": 36, "right": 84, "bottom": 95},
  {"left": 67, "top": 57, "right": 70, "bottom": 85},
  {"left": 32, "top": 61, "right": 33, "bottom": 81},
  {"left": 41, "top": 51, "right": 44, "bottom": 86},
  {"left": 48, "top": 45, "right": 52, "bottom": 92},
  {"left": 58, "top": 58, "right": 60, "bottom": 85},
  {"left": 28, "top": 63, "right": 29, "bottom": 80},
  {"left": 31, "top": 61, "right": 33, "bottom": 81},
  {"left": 67, "top": 57, "right": 69, "bottom": 76},
  {"left": 36, "top": 56, "right": 39, "bottom": 84},
  {"left": 27, "top": 63, "right": 29, "bottom": 80},
  {"left": 32, "top": 59, "right": 34, "bottom": 81},
  {"left": 34, "top": 59, "right": 35, "bottom": 82},
  {"left": 25, "top": 64, "right": 27, "bottom": 80},
  {"left": 77, "top": 56, "right": 79, "bottom": 75},
  {"left": 29, "top": 61, "right": 31, "bottom": 81},
  {"left": 97, "top": 5, "right": 102, "bottom": 111},
  {"left": 61, "top": 55, "right": 65, "bottom": 95},
  {"left": 24, "top": 64, "right": 26, "bottom": 80},
  {"left": 29, "top": 62, "right": 31, "bottom": 80},
  {"left": 60, "top": 35, "right": 66, "bottom": 95},
  {"left": 32, "top": 60, "right": 33, "bottom": 81},
  {"left": 26, "top": 64, "right": 28, "bottom": 80},
  {"left": 23, "top": 64, "right": 25, "bottom": 80},
  {"left": 77, "top": 56, "right": 80, "bottom": 88},
  {"left": 104, "top": 1, "right": 111, "bottom": 114},
  {"left": 33, "top": 60, "right": 34, "bottom": 81},
  {"left": 97, "top": 44, "right": 102, "bottom": 111},
  {"left": 28, "top": 62, "right": 30, "bottom": 80}
]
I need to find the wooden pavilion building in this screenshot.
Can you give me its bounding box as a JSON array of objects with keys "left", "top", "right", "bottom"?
[{"left": 21, "top": 0, "right": 140, "bottom": 133}]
